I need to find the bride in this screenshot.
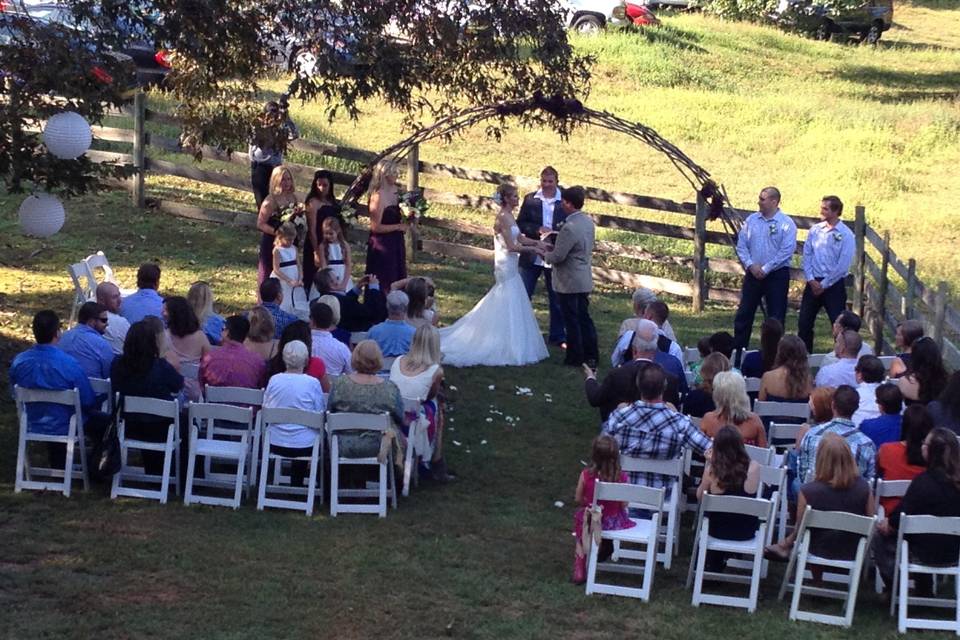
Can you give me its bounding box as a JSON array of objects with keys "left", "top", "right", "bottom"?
[{"left": 440, "top": 183, "right": 550, "bottom": 367}]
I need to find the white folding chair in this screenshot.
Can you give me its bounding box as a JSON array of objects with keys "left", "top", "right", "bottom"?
[
  {"left": 67, "top": 262, "right": 96, "bottom": 324},
  {"left": 890, "top": 514, "right": 960, "bottom": 634},
  {"left": 382, "top": 356, "right": 397, "bottom": 372},
  {"left": 769, "top": 421, "right": 804, "bottom": 453},
  {"left": 83, "top": 251, "right": 134, "bottom": 295},
  {"left": 13, "top": 386, "right": 89, "bottom": 497},
  {"left": 744, "top": 444, "right": 775, "bottom": 466},
  {"left": 620, "top": 455, "right": 685, "bottom": 569},
  {"left": 778, "top": 507, "right": 877, "bottom": 627},
  {"left": 401, "top": 397, "right": 429, "bottom": 497},
  {"left": 757, "top": 464, "right": 789, "bottom": 548},
  {"left": 184, "top": 402, "right": 255, "bottom": 509},
  {"left": 808, "top": 353, "right": 828, "bottom": 369},
  {"left": 350, "top": 331, "right": 368, "bottom": 347},
  {"left": 684, "top": 347, "right": 701, "bottom": 367},
  {"left": 88, "top": 377, "right": 113, "bottom": 413},
  {"left": 872, "top": 479, "right": 914, "bottom": 593},
  {"left": 326, "top": 412, "right": 396, "bottom": 517},
  {"left": 683, "top": 447, "right": 706, "bottom": 515},
  {"left": 686, "top": 494, "right": 773, "bottom": 613},
  {"left": 180, "top": 362, "right": 200, "bottom": 381},
  {"left": 744, "top": 377, "right": 762, "bottom": 395},
  {"left": 585, "top": 483, "right": 664, "bottom": 602},
  {"left": 111, "top": 396, "right": 181, "bottom": 504},
  {"left": 203, "top": 385, "right": 265, "bottom": 492},
  {"left": 878, "top": 355, "right": 896, "bottom": 372},
  {"left": 685, "top": 371, "right": 696, "bottom": 387},
  {"left": 256, "top": 407, "right": 324, "bottom": 516},
  {"left": 754, "top": 401, "right": 810, "bottom": 424}
]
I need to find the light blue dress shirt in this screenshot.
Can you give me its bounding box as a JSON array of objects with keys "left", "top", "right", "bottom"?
[
  {"left": 802, "top": 220, "right": 855, "bottom": 289},
  {"left": 368, "top": 319, "right": 417, "bottom": 357},
  {"left": 58, "top": 324, "right": 115, "bottom": 379},
  {"left": 736, "top": 209, "right": 798, "bottom": 275},
  {"left": 120, "top": 288, "right": 164, "bottom": 324}
]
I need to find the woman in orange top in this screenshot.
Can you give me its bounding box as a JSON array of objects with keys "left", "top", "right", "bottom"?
[
  {"left": 876, "top": 404, "right": 931, "bottom": 514},
  {"left": 701, "top": 371, "right": 767, "bottom": 447}
]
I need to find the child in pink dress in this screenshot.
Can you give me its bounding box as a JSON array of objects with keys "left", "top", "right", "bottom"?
[{"left": 572, "top": 435, "right": 636, "bottom": 584}]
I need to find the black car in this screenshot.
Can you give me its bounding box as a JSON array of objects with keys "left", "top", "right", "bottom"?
[{"left": 771, "top": 0, "right": 893, "bottom": 44}]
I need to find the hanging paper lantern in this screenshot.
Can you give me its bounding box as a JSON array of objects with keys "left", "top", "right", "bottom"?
[
  {"left": 19, "top": 193, "right": 65, "bottom": 238},
  {"left": 42, "top": 112, "right": 92, "bottom": 160}
]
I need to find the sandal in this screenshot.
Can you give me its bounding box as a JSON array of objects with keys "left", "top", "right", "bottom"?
[{"left": 763, "top": 543, "right": 791, "bottom": 562}]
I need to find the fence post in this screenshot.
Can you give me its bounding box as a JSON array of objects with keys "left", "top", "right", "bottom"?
[
  {"left": 692, "top": 194, "right": 708, "bottom": 312},
  {"left": 903, "top": 258, "right": 916, "bottom": 320},
  {"left": 405, "top": 143, "right": 420, "bottom": 263},
  {"left": 934, "top": 281, "right": 948, "bottom": 350},
  {"left": 131, "top": 91, "right": 146, "bottom": 208},
  {"left": 873, "top": 230, "right": 890, "bottom": 355},
  {"left": 854, "top": 205, "right": 866, "bottom": 318}
]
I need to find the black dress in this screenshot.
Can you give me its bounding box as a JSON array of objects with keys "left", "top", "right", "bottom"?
[{"left": 365, "top": 204, "right": 406, "bottom": 291}]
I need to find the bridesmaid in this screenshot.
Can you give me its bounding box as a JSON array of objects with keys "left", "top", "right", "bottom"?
[
  {"left": 256, "top": 166, "right": 302, "bottom": 289},
  {"left": 364, "top": 160, "right": 408, "bottom": 291},
  {"left": 304, "top": 170, "right": 343, "bottom": 297}
]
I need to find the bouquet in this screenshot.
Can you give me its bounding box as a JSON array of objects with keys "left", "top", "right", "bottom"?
[
  {"left": 399, "top": 189, "right": 429, "bottom": 222},
  {"left": 271, "top": 202, "right": 308, "bottom": 246}
]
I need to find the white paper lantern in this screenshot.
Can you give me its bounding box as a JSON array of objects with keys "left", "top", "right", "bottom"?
[
  {"left": 19, "top": 193, "right": 65, "bottom": 238},
  {"left": 42, "top": 112, "right": 92, "bottom": 160}
]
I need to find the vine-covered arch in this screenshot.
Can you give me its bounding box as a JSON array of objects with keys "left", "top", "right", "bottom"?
[{"left": 341, "top": 92, "right": 742, "bottom": 244}]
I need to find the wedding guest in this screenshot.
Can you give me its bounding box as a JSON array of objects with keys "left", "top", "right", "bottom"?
[
  {"left": 688, "top": 336, "right": 713, "bottom": 386},
  {"left": 310, "top": 301, "right": 352, "bottom": 375},
  {"left": 58, "top": 301, "right": 114, "bottom": 379},
  {"left": 814, "top": 330, "right": 861, "bottom": 388},
  {"left": 643, "top": 301, "right": 683, "bottom": 365},
  {"left": 850, "top": 355, "right": 885, "bottom": 426},
  {"left": 268, "top": 321, "right": 330, "bottom": 392},
  {"left": 368, "top": 290, "right": 416, "bottom": 357},
  {"left": 758, "top": 335, "right": 812, "bottom": 402},
  {"left": 199, "top": 315, "right": 267, "bottom": 390},
  {"left": 143, "top": 315, "right": 179, "bottom": 371},
  {"left": 365, "top": 160, "right": 407, "bottom": 290},
  {"left": 244, "top": 306, "right": 278, "bottom": 361},
  {"left": 187, "top": 281, "right": 225, "bottom": 346},
  {"left": 312, "top": 269, "right": 386, "bottom": 332},
  {"left": 164, "top": 296, "right": 211, "bottom": 401},
  {"left": 681, "top": 352, "right": 729, "bottom": 419},
  {"left": 618, "top": 287, "right": 676, "bottom": 342},
  {"left": 740, "top": 318, "right": 782, "bottom": 379},
  {"left": 259, "top": 277, "right": 298, "bottom": 339},
  {"left": 701, "top": 371, "right": 768, "bottom": 447},
  {"left": 797, "top": 385, "right": 876, "bottom": 484},
  {"left": 249, "top": 99, "right": 298, "bottom": 210},
  {"left": 256, "top": 165, "right": 303, "bottom": 288},
  {"left": 888, "top": 319, "right": 924, "bottom": 378},
  {"left": 96, "top": 281, "right": 129, "bottom": 354},
  {"left": 819, "top": 310, "right": 873, "bottom": 367},
  {"left": 400, "top": 276, "right": 436, "bottom": 329},
  {"left": 860, "top": 383, "right": 904, "bottom": 448},
  {"left": 120, "top": 263, "right": 163, "bottom": 324},
  {"left": 926, "top": 371, "right": 960, "bottom": 434},
  {"left": 898, "top": 337, "right": 948, "bottom": 406},
  {"left": 708, "top": 331, "right": 737, "bottom": 366},
  {"left": 317, "top": 294, "right": 350, "bottom": 346},
  {"left": 876, "top": 405, "right": 931, "bottom": 513}
]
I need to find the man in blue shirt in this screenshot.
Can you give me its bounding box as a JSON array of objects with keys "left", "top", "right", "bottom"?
[
  {"left": 260, "top": 277, "right": 298, "bottom": 339},
  {"left": 58, "top": 301, "right": 115, "bottom": 379},
  {"left": 733, "top": 187, "right": 798, "bottom": 349},
  {"left": 798, "top": 195, "right": 856, "bottom": 353},
  {"left": 860, "top": 382, "right": 904, "bottom": 448},
  {"left": 9, "top": 310, "right": 109, "bottom": 468},
  {"left": 120, "top": 263, "right": 164, "bottom": 323},
  {"left": 368, "top": 290, "right": 416, "bottom": 357}
]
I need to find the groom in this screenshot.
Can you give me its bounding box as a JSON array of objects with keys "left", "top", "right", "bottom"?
[
  {"left": 517, "top": 166, "right": 566, "bottom": 347},
  {"left": 541, "top": 186, "right": 598, "bottom": 369}
]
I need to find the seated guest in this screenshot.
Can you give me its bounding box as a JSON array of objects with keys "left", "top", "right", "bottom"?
[
  {"left": 187, "top": 281, "right": 225, "bottom": 347},
  {"left": 312, "top": 268, "right": 386, "bottom": 332},
  {"left": 389, "top": 326, "right": 453, "bottom": 481},
  {"left": 199, "top": 315, "right": 267, "bottom": 390},
  {"left": 610, "top": 319, "right": 689, "bottom": 395},
  {"left": 926, "top": 371, "right": 960, "bottom": 434},
  {"left": 244, "top": 306, "right": 278, "bottom": 361},
  {"left": 310, "top": 300, "right": 352, "bottom": 376},
  {"left": 10, "top": 310, "right": 109, "bottom": 467},
  {"left": 111, "top": 321, "right": 185, "bottom": 476},
  {"left": 681, "top": 352, "right": 729, "bottom": 419},
  {"left": 876, "top": 405, "right": 931, "bottom": 514},
  {"left": 602, "top": 363, "right": 712, "bottom": 490},
  {"left": 708, "top": 331, "right": 737, "bottom": 365},
  {"left": 766, "top": 434, "right": 873, "bottom": 562},
  {"left": 815, "top": 330, "right": 861, "bottom": 388},
  {"left": 368, "top": 290, "right": 416, "bottom": 357},
  {"left": 619, "top": 287, "right": 676, "bottom": 342},
  {"left": 163, "top": 296, "right": 211, "bottom": 401},
  {"left": 741, "top": 317, "right": 783, "bottom": 379},
  {"left": 874, "top": 427, "right": 960, "bottom": 594},
  {"left": 58, "top": 301, "right": 114, "bottom": 379},
  {"left": 120, "top": 263, "right": 164, "bottom": 324},
  {"left": 327, "top": 340, "right": 404, "bottom": 464},
  {"left": 819, "top": 310, "right": 873, "bottom": 367},
  {"left": 268, "top": 320, "right": 330, "bottom": 392},
  {"left": 759, "top": 335, "right": 812, "bottom": 402},
  {"left": 96, "top": 281, "right": 129, "bottom": 355},
  {"left": 317, "top": 293, "right": 350, "bottom": 346},
  {"left": 888, "top": 318, "right": 924, "bottom": 378},
  {"left": 586, "top": 320, "right": 681, "bottom": 420},
  {"left": 259, "top": 277, "right": 298, "bottom": 339},
  {"left": 701, "top": 371, "right": 768, "bottom": 447},
  {"left": 860, "top": 383, "right": 904, "bottom": 448},
  {"left": 143, "top": 315, "right": 179, "bottom": 371},
  {"left": 395, "top": 276, "right": 436, "bottom": 329},
  {"left": 697, "top": 425, "right": 761, "bottom": 571},
  {"left": 262, "top": 340, "right": 326, "bottom": 486},
  {"left": 688, "top": 336, "right": 713, "bottom": 386},
  {"left": 898, "top": 337, "right": 948, "bottom": 407},
  {"left": 851, "top": 355, "right": 885, "bottom": 426},
  {"left": 792, "top": 386, "right": 837, "bottom": 450},
  {"left": 643, "top": 301, "right": 683, "bottom": 365},
  {"left": 797, "top": 385, "right": 876, "bottom": 484}
]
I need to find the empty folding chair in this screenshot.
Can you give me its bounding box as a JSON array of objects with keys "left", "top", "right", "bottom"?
[
  {"left": 890, "top": 514, "right": 960, "bottom": 634},
  {"left": 778, "top": 507, "right": 877, "bottom": 627},
  {"left": 326, "top": 412, "right": 396, "bottom": 517},
  {"left": 13, "top": 386, "right": 89, "bottom": 497},
  {"left": 744, "top": 444, "right": 775, "bottom": 466},
  {"left": 67, "top": 262, "right": 96, "bottom": 325},
  {"left": 686, "top": 494, "right": 773, "bottom": 613},
  {"left": 184, "top": 402, "right": 255, "bottom": 509},
  {"left": 256, "top": 407, "right": 324, "bottom": 516},
  {"left": 744, "top": 377, "right": 762, "bottom": 395},
  {"left": 683, "top": 347, "right": 700, "bottom": 367},
  {"left": 769, "top": 421, "right": 804, "bottom": 453},
  {"left": 585, "top": 483, "right": 664, "bottom": 602},
  {"left": 203, "top": 385, "right": 265, "bottom": 491},
  {"left": 111, "top": 396, "right": 181, "bottom": 504},
  {"left": 872, "top": 479, "right": 912, "bottom": 592},
  {"left": 619, "top": 455, "right": 685, "bottom": 569},
  {"left": 83, "top": 251, "right": 134, "bottom": 295},
  {"left": 350, "top": 331, "right": 368, "bottom": 347}
]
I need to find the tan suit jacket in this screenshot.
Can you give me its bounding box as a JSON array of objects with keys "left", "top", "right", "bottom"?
[{"left": 544, "top": 211, "right": 595, "bottom": 294}]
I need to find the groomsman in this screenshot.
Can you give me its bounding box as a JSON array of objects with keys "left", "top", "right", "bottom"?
[
  {"left": 517, "top": 166, "right": 566, "bottom": 346},
  {"left": 798, "top": 195, "right": 855, "bottom": 353},
  {"left": 733, "top": 186, "right": 798, "bottom": 350}
]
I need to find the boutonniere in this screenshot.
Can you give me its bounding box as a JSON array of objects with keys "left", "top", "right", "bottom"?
[
  {"left": 833, "top": 231, "right": 843, "bottom": 243},
  {"left": 768, "top": 221, "right": 777, "bottom": 236}
]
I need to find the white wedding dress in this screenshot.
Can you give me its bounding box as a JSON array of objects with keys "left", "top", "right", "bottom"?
[{"left": 440, "top": 224, "right": 549, "bottom": 367}]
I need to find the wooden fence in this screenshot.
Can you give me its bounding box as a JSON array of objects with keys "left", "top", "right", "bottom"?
[{"left": 86, "top": 93, "right": 960, "bottom": 365}]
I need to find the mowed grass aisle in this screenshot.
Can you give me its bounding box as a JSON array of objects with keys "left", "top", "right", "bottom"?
[{"left": 0, "top": 190, "right": 908, "bottom": 639}]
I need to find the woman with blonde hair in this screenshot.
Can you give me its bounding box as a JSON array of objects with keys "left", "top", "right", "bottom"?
[
  {"left": 256, "top": 165, "right": 303, "bottom": 288},
  {"left": 759, "top": 335, "right": 812, "bottom": 402},
  {"left": 681, "top": 352, "right": 730, "bottom": 418},
  {"left": 365, "top": 160, "right": 407, "bottom": 290},
  {"left": 244, "top": 306, "right": 278, "bottom": 361},
  {"left": 187, "top": 281, "right": 225, "bottom": 346},
  {"left": 700, "top": 371, "right": 767, "bottom": 446}
]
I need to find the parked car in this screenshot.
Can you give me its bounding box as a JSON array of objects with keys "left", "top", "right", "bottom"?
[
  {"left": 563, "top": 0, "right": 660, "bottom": 33},
  {"left": 771, "top": 0, "right": 893, "bottom": 44}
]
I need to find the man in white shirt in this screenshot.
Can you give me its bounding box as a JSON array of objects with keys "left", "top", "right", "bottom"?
[
  {"left": 517, "top": 166, "right": 566, "bottom": 346},
  {"left": 309, "top": 300, "right": 352, "bottom": 376},
  {"left": 819, "top": 310, "right": 873, "bottom": 366},
  {"left": 643, "top": 300, "right": 684, "bottom": 365},
  {"left": 851, "top": 355, "right": 885, "bottom": 426},
  {"left": 815, "top": 330, "right": 861, "bottom": 388},
  {"left": 96, "top": 281, "right": 129, "bottom": 355}
]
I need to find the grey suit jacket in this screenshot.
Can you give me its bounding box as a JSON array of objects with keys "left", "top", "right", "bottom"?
[{"left": 544, "top": 211, "right": 595, "bottom": 294}]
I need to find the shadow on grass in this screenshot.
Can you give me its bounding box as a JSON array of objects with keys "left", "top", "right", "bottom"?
[{"left": 834, "top": 65, "right": 960, "bottom": 94}]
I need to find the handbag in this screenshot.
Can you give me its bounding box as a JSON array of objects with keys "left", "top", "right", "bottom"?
[{"left": 92, "top": 397, "right": 123, "bottom": 477}]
